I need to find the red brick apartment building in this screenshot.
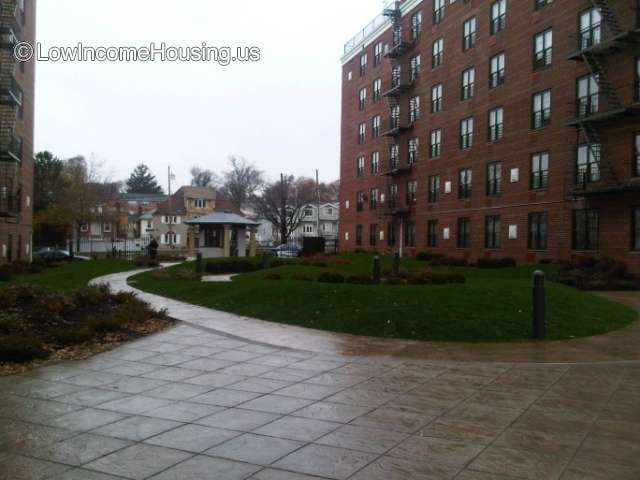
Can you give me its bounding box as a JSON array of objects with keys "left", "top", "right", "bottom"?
[
  {"left": 0, "top": 0, "right": 35, "bottom": 264},
  {"left": 339, "top": 0, "right": 640, "bottom": 271}
]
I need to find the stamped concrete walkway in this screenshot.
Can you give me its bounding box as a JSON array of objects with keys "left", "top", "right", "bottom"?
[{"left": 0, "top": 271, "right": 638, "bottom": 479}]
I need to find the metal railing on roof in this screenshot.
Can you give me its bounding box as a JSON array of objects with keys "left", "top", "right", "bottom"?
[{"left": 343, "top": 0, "right": 398, "bottom": 56}]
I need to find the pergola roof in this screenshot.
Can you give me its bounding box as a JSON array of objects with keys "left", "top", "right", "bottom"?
[{"left": 185, "top": 211, "right": 260, "bottom": 227}]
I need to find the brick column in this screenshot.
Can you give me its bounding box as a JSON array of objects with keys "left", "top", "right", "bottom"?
[{"left": 223, "top": 225, "right": 231, "bottom": 257}]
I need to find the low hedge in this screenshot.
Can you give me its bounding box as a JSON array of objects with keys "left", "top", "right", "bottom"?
[
  {"left": 317, "top": 272, "right": 345, "bottom": 284},
  {"left": 205, "top": 259, "right": 261, "bottom": 274},
  {"left": 553, "top": 256, "right": 639, "bottom": 291},
  {"left": 476, "top": 257, "right": 517, "bottom": 269}
]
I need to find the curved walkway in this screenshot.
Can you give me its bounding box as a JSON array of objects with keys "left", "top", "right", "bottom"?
[{"left": 100, "top": 270, "right": 640, "bottom": 364}]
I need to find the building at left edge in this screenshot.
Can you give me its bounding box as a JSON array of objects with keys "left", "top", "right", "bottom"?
[{"left": 0, "top": 0, "right": 35, "bottom": 264}]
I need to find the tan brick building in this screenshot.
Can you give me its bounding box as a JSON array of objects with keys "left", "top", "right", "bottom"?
[
  {"left": 0, "top": 0, "right": 35, "bottom": 263},
  {"left": 339, "top": 0, "right": 640, "bottom": 271}
]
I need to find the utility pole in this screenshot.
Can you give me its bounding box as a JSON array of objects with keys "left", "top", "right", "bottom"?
[
  {"left": 315, "top": 169, "right": 320, "bottom": 237},
  {"left": 168, "top": 166, "right": 173, "bottom": 249}
]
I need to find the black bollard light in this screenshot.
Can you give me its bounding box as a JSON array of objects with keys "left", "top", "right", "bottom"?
[
  {"left": 532, "top": 270, "right": 546, "bottom": 340},
  {"left": 372, "top": 256, "right": 381, "bottom": 285},
  {"left": 196, "top": 252, "right": 204, "bottom": 274}
]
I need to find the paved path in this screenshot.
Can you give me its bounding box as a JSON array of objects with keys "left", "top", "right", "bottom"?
[{"left": 0, "top": 271, "right": 638, "bottom": 479}]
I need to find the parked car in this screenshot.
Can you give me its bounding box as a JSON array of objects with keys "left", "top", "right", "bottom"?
[
  {"left": 33, "top": 249, "right": 92, "bottom": 262},
  {"left": 274, "top": 244, "right": 301, "bottom": 258}
]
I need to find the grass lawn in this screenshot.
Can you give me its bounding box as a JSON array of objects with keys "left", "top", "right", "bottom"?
[
  {"left": 130, "top": 254, "right": 637, "bottom": 342},
  {"left": 3, "top": 259, "right": 138, "bottom": 293}
]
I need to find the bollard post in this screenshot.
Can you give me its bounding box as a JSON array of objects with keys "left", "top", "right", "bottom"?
[
  {"left": 372, "top": 256, "right": 381, "bottom": 285},
  {"left": 393, "top": 252, "right": 400, "bottom": 276},
  {"left": 532, "top": 270, "right": 546, "bottom": 340},
  {"left": 195, "top": 252, "right": 203, "bottom": 274}
]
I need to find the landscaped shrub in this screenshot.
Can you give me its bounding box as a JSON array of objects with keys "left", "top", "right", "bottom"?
[
  {"left": 28, "top": 262, "right": 44, "bottom": 274},
  {"left": 430, "top": 272, "right": 466, "bottom": 284},
  {"left": 51, "top": 326, "right": 94, "bottom": 346},
  {"left": 0, "top": 266, "right": 11, "bottom": 282},
  {"left": 0, "top": 313, "right": 21, "bottom": 335},
  {"left": 0, "top": 289, "right": 18, "bottom": 309},
  {"left": 155, "top": 254, "right": 187, "bottom": 262},
  {"left": 291, "top": 273, "right": 315, "bottom": 282},
  {"left": 133, "top": 256, "right": 160, "bottom": 268},
  {"left": 263, "top": 273, "right": 284, "bottom": 280},
  {"left": 89, "top": 315, "right": 126, "bottom": 333},
  {"left": 554, "top": 257, "right": 639, "bottom": 291},
  {"left": 333, "top": 258, "right": 352, "bottom": 266},
  {"left": 205, "top": 259, "right": 260, "bottom": 274},
  {"left": 269, "top": 258, "right": 300, "bottom": 269},
  {"left": 73, "top": 285, "right": 111, "bottom": 307},
  {"left": 416, "top": 252, "right": 445, "bottom": 262},
  {"left": 10, "top": 261, "right": 30, "bottom": 275},
  {"left": 317, "top": 272, "right": 345, "bottom": 283},
  {"left": 31, "top": 294, "right": 75, "bottom": 324},
  {"left": 477, "top": 257, "right": 517, "bottom": 269},
  {"left": 0, "top": 335, "right": 48, "bottom": 363},
  {"left": 345, "top": 275, "right": 372, "bottom": 285}
]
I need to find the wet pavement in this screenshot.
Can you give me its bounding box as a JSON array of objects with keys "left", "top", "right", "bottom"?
[{"left": 0, "top": 271, "right": 638, "bottom": 479}]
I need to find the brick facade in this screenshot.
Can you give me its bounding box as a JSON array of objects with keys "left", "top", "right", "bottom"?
[
  {"left": 0, "top": 0, "right": 35, "bottom": 264},
  {"left": 339, "top": 0, "right": 640, "bottom": 272}
]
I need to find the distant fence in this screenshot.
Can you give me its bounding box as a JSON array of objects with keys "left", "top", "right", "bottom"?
[{"left": 75, "top": 238, "right": 151, "bottom": 258}]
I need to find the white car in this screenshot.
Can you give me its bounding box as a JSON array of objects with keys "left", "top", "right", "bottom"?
[{"left": 274, "top": 244, "right": 301, "bottom": 258}]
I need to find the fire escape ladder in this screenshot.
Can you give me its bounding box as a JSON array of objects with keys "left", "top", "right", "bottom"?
[
  {"left": 581, "top": 122, "right": 620, "bottom": 186},
  {"left": 582, "top": 51, "right": 623, "bottom": 111},
  {"left": 591, "top": 0, "right": 623, "bottom": 37}
]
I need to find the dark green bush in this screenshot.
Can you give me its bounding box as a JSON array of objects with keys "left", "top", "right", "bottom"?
[
  {"left": 263, "top": 273, "right": 283, "bottom": 280},
  {"left": 205, "top": 259, "right": 260, "bottom": 274},
  {"left": 28, "top": 262, "right": 44, "bottom": 274},
  {"left": 0, "top": 289, "right": 17, "bottom": 309},
  {"left": 416, "top": 252, "right": 445, "bottom": 262},
  {"left": 430, "top": 272, "right": 466, "bottom": 284},
  {"left": 0, "top": 312, "right": 21, "bottom": 334},
  {"left": 554, "top": 257, "right": 638, "bottom": 291},
  {"left": 0, "top": 266, "right": 11, "bottom": 282},
  {"left": 73, "top": 285, "right": 111, "bottom": 307},
  {"left": 133, "top": 256, "right": 160, "bottom": 268},
  {"left": 345, "top": 275, "right": 372, "bottom": 285},
  {"left": 291, "top": 273, "right": 315, "bottom": 282},
  {"left": 10, "top": 261, "right": 30, "bottom": 275},
  {"left": 477, "top": 257, "right": 517, "bottom": 269},
  {"left": 89, "top": 315, "right": 126, "bottom": 333},
  {"left": 31, "top": 294, "right": 75, "bottom": 324},
  {"left": 51, "top": 326, "right": 94, "bottom": 346},
  {"left": 155, "top": 254, "right": 187, "bottom": 262},
  {"left": 270, "top": 258, "right": 300, "bottom": 269},
  {"left": 317, "top": 272, "right": 345, "bottom": 283},
  {"left": 0, "top": 335, "right": 48, "bottom": 363}
]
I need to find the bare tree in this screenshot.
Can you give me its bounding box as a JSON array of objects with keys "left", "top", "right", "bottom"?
[
  {"left": 220, "top": 156, "right": 264, "bottom": 211},
  {"left": 254, "top": 174, "right": 314, "bottom": 245},
  {"left": 190, "top": 166, "right": 219, "bottom": 188}
]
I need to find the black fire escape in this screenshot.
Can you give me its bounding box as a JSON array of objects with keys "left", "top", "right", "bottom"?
[
  {"left": 380, "top": 1, "right": 417, "bottom": 219},
  {"left": 0, "top": 0, "right": 23, "bottom": 219},
  {"left": 567, "top": 0, "right": 640, "bottom": 197}
]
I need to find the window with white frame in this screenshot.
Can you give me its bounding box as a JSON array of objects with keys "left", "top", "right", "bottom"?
[
  {"left": 460, "top": 117, "right": 474, "bottom": 149},
  {"left": 432, "top": 38, "right": 444, "bottom": 68},
  {"left": 577, "top": 144, "right": 601, "bottom": 186},
  {"left": 431, "top": 83, "right": 443, "bottom": 113},
  {"left": 488, "top": 107, "right": 504, "bottom": 142},
  {"left": 358, "top": 123, "right": 366, "bottom": 144},
  {"left": 463, "top": 16, "right": 476, "bottom": 50},
  {"left": 577, "top": 75, "right": 599, "bottom": 118},
  {"left": 360, "top": 53, "right": 368, "bottom": 76},
  {"left": 579, "top": 7, "right": 601, "bottom": 50},
  {"left": 411, "top": 11, "right": 423, "bottom": 39},
  {"left": 490, "top": 0, "right": 506, "bottom": 35},
  {"left": 410, "top": 54, "right": 421, "bottom": 81},
  {"left": 490, "top": 52, "right": 505, "bottom": 88},
  {"left": 408, "top": 137, "right": 419, "bottom": 164},
  {"left": 532, "top": 90, "right": 551, "bottom": 129},
  {"left": 430, "top": 129, "right": 442, "bottom": 158},
  {"left": 534, "top": 29, "right": 553, "bottom": 69},
  {"left": 461, "top": 67, "right": 475, "bottom": 100},
  {"left": 374, "top": 41, "right": 383, "bottom": 66},
  {"left": 357, "top": 156, "right": 365, "bottom": 177},
  {"left": 359, "top": 87, "right": 367, "bottom": 111},
  {"left": 433, "top": 0, "right": 444, "bottom": 25},
  {"left": 390, "top": 144, "right": 399, "bottom": 170},
  {"left": 409, "top": 96, "right": 420, "bottom": 122},
  {"left": 372, "top": 115, "right": 381, "bottom": 138},
  {"left": 194, "top": 198, "right": 206, "bottom": 208},
  {"left": 372, "top": 151, "right": 380, "bottom": 174},
  {"left": 373, "top": 78, "right": 382, "bottom": 102}
]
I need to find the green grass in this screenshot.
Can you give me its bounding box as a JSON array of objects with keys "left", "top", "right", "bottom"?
[
  {"left": 3, "top": 259, "right": 138, "bottom": 293},
  {"left": 130, "top": 254, "right": 638, "bottom": 342}
]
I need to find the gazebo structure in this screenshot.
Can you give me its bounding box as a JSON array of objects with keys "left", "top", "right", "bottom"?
[{"left": 185, "top": 212, "right": 260, "bottom": 258}]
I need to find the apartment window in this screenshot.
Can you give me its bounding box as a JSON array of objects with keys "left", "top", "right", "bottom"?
[
  {"left": 103, "top": 223, "right": 112, "bottom": 233},
  {"left": 356, "top": 191, "right": 364, "bottom": 212},
  {"left": 388, "top": 184, "right": 398, "bottom": 208},
  {"left": 373, "top": 78, "right": 382, "bottom": 102},
  {"left": 532, "top": 90, "right": 551, "bottom": 129},
  {"left": 460, "top": 117, "right": 474, "bottom": 149},
  {"left": 303, "top": 225, "right": 314, "bottom": 234},
  {"left": 579, "top": 7, "right": 602, "bottom": 50},
  {"left": 374, "top": 42, "right": 383, "bottom": 66},
  {"left": 577, "top": 144, "right": 601, "bottom": 186},
  {"left": 634, "top": 133, "right": 640, "bottom": 177},
  {"left": 369, "top": 224, "right": 378, "bottom": 246},
  {"left": 534, "top": 29, "right": 553, "bottom": 69},
  {"left": 387, "top": 223, "right": 397, "bottom": 247},
  {"left": 458, "top": 218, "right": 471, "bottom": 248},
  {"left": 633, "top": 207, "right": 640, "bottom": 251},
  {"left": 409, "top": 96, "right": 420, "bottom": 122},
  {"left": 427, "top": 220, "right": 438, "bottom": 247},
  {"left": 356, "top": 225, "right": 363, "bottom": 246},
  {"left": 358, "top": 88, "right": 367, "bottom": 111},
  {"left": 531, "top": 152, "right": 550, "bottom": 189},
  {"left": 461, "top": 67, "right": 475, "bottom": 100},
  {"left": 433, "top": 0, "right": 444, "bottom": 25},
  {"left": 390, "top": 144, "right": 399, "bottom": 170},
  {"left": 490, "top": 0, "right": 506, "bottom": 35},
  {"left": 371, "top": 151, "right": 380, "bottom": 174},
  {"left": 573, "top": 209, "right": 599, "bottom": 250},
  {"left": 488, "top": 107, "right": 504, "bottom": 142},
  {"left": 412, "top": 11, "right": 423, "bottom": 40},
  {"left": 410, "top": 54, "right": 422, "bottom": 81},
  {"left": 360, "top": 53, "right": 368, "bottom": 76},
  {"left": 372, "top": 115, "right": 381, "bottom": 138},
  {"left": 430, "top": 129, "right": 442, "bottom": 158},
  {"left": 391, "top": 64, "right": 402, "bottom": 89},
  {"left": 406, "top": 180, "right": 418, "bottom": 205},
  {"left": 405, "top": 221, "right": 416, "bottom": 247},
  {"left": 489, "top": 53, "right": 505, "bottom": 88},
  {"left": 304, "top": 207, "right": 314, "bottom": 217},
  {"left": 408, "top": 137, "right": 419, "bottom": 164},
  {"left": 485, "top": 215, "right": 501, "bottom": 249},
  {"left": 391, "top": 105, "right": 401, "bottom": 129},
  {"left": 431, "top": 84, "right": 443, "bottom": 113},
  {"left": 577, "top": 75, "right": 599, "bottom": 118},
  {"left": 428, "top": 175, "right": 440, "bottom": 203},
  {"left": 463, "top": 17, "right": 477, "bottom": 50},
  {"left": 535, "top": 0, "right": 553, "bottom": 10},
  {"left": 370, "top": 188, "right": 379, "bottom": 210},
  {"left": 357, "top": 156, "right": 365, "bottom": 177},
  {"left": 194, "top": 198, "right": 207, "bottom": 208},
  {"left": 487, "top": 162, "right": 502, "bottom": 196},
  {"left": 432, "top": 38, "right": 444, "bottom": 68},
  {"left": 459, "top": 168, "right": 472, "bottom": 199},
  {"left": 528, "top": 212, "right": 548, "bottom": 250},
  {"left": 358, "top": 123, "right": 366, "bottom": 144}
]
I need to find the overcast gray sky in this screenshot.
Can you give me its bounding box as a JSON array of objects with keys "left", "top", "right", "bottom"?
[{"left": 34, "top": 0, "right": 384, "bottom": 189}]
